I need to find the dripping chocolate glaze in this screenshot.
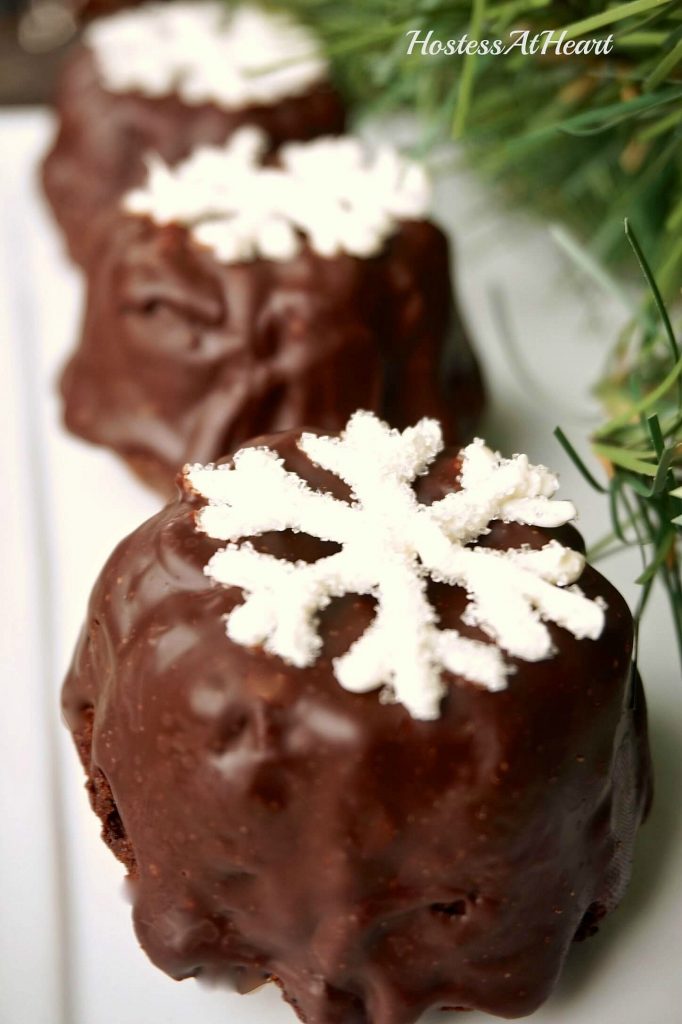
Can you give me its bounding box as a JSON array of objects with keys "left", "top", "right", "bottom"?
[
  {"left": 62, "top": 429, "right": 652, "bottom": 1024},
  {"left": 60, "top": 217, "right": 484, "bottom": 496},
  {"left": 42, "top": 44, "right": 346, "bottom": 264}
]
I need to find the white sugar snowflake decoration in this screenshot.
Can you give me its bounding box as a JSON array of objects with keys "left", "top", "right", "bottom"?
[
  {"left": 87, "top": 3, "right": 327, "bottom": 108},
  {"left": 124, "top": 129, "right": 431, "bottom": 263},
  {"left": 184, "top": 412, "right": 605, "bottom": 720}
]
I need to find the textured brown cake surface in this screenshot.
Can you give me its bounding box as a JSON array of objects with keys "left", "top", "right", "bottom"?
[
  {"left": 42, "top": 44, "right": 346, "bottom": 263},
  {"left": 62, "top": 428, "right": 652, "bottom": 1024},
  {"left": 60, "top": 218, "right": 484, "bottom": 495}
]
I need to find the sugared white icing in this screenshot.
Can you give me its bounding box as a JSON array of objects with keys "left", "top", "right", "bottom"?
[
  {"left": 124, "top": 128, "right": 432, "bottom": 261},
  {"left": 184, "top": 413, "right": 605, "bottom": 721},
  {"left": 85, "top": 2, "right": 328, "bottom": 107}
]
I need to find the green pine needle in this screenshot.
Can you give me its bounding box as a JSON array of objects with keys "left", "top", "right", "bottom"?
[
  {"left": 558, "top": 223, "right": 682, "bottom": 665},
  {"left": 560, "top": 0, "right": 674, "bottom": 39}
]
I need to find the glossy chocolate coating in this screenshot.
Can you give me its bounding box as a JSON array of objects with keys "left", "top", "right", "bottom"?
[
  {"left": 62, "top": 428, "right": 652, "bottom": 1023},
  {"left": 42, "top": 44, "right": 346, "bottom": 264},
  {"left": 60, "top": 216, "right": 484, "bottom": 495}
]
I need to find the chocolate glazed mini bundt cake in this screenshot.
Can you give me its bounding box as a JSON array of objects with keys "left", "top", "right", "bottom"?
[
  {"left": 62, "top": 412, "right": 652, "bottom": 1024},
  {"left": 60, "top": 132, "right": 484, "bottom": 495},
  {"left": 42, "top": 2, "right": 346, "bottom": 263}
]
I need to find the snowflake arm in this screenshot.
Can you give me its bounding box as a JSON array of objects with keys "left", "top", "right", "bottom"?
[
  {"left": 186, "top": 446, "right": 356, "bottom": 542},
  {"left": 417, "top": 542, "right": 604, "bottom": 662},
  {"left": 299, "top": 414, "right": 444, "bottom": 489},
  {"left": 434, "top": 631, "right": 510, "bottom": 694},
  {"left": 336, "top": 609, "right": 510, "bottom": 720},
  {"left": 502, "top": 541, "right": 585, "bottom": 585},
  {"left": 429, "top": 439, "right": 577, "bottom": 545},
  {"left": 208, "top": 544, "right": 375, "bottom": 667}
]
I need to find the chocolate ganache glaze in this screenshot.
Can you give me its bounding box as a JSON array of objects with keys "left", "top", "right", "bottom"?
[
  {"left": 62, "top": 425, "right": 652, "bottom": 1024},
  {"left": 60, "top": 217, "right": 483, "bottom": 496},
  {"left": 42, "top": 46, "right": 345, "bottom": 264}
]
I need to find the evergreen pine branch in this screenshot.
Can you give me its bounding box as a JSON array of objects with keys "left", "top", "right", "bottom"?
[{"left": 267, "top": 0, "right": 682, "bottom": 290}]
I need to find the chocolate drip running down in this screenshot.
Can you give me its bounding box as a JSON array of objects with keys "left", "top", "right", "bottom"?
[
  {"left": 60, "top": 217, "right": 484, "bottom": 495},
  {"left": 62, "top": 428, "right": 652, "bottom": 1024},
  {"left": 41, "top": 44, "right": 346, "bottom": 264}
]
